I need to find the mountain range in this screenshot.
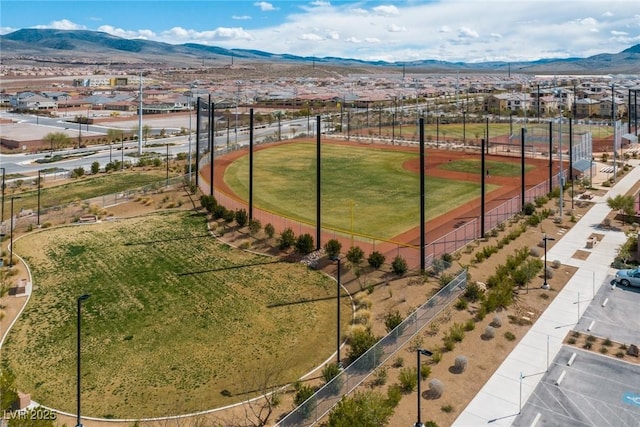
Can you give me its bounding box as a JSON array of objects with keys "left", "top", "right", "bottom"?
[{"left": 2, "top": 28, "right": 640, "bottom": 74}]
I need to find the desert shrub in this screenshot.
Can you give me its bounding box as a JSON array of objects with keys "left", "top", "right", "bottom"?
[
  {"left": 454, "top": 298, "right": 468, "bottom": 310},
  {"left": 431, "top": 350, "right": 443, "bottom": 364},
  {"left": 441, "top": 404, "right": 454, "bottom": 413},
  {"left": 384, "top": 310, "right": 404, "bottom": 333},
  {"left": 523, "top": 202, "right": 536, "bottom": 215},
  {"left": 603, "top": 338, "right": 613, "bottom": 347},
  {"left": 199, "top": 194, "right": 217, "bottom": 212},
  {"left": 483, "top": 326, "right": 496, "bottom": 340},
  {"left": 420, "top": 364, "right": 432, "bottom": 380},
  {"left": 398, "top": 367, "right": 418, "bottom": 393},
  {"left": 453, "top": 355, "right": 468, "bottom": 373},
  {"left": 71, "top": 167, "right": 85, "bottom": 178},
  {"left": 295, "top": 233, "right": 315, "bottom": 254},
  {"left": 354, "top": 294, "right": 372, "bottom": 310},
  {"left": 393, "top": 357, "right": 404, "bottom": 368},
  {"left": 371, "top": 367, "right": 388, "bottom": 387},
  {"left": 367, "top": 251, "right": 385, "bottom": 269},
  {"left": 464, "top": 282, "right": 484, "bottom": 302},
  {"left": 322, "top": 362, "right": 343, "bottom": 394},
  {"left": 264, "top": 223, "right": 275, "bottom": 238},
  {"left": 248, "top": 219, "right": 262, "bottom": 235},
  {"left": 504, "top": 331, "right": 516, "bottom": 341},
  {"left": 534, "top": 195, "right": 548, "bottom": 207},
  {"left": 448, "top": 323, "right": 465, "bottom": 342},
  {"left": 347, "top": 328, "right": 379, "bottom": 362},
  {"left": 235, "top": 208, "right": 248, "bottom": 227},
  {"left": 391, "top": 255, "right": 408, "bottom": 275},
  {"left": 443, "top": 336, "right": 455, "bottom": 352},
  {"left": 353, "top": 309, "right": 371, "bottom": 325},
  {"left": 463, "top": 319, "right": 475, "bottom": 331},
  {"left": 490, "top": 315, "right": 502, "bottom": 328},
  {"left": 386, "top": 384, "right": 402, "bottom": 408},
  {"left": 324, "top": 239, "right": 342, "bottom": 259},
  {"left": 428, "top": 379, "right": 444, "bottom": 398},
  {"left": 328, "top": 390, "right": 394, "bottom": 426},
  {"left": 346, "top": 245, "right": 365, "bottom": 265},
  {"left": 439, "top": 273, "right": 455, "bottom": 288},
  {"left": 279, "top": 227, "right": 295, "bottom": 250},
  {"left": 293, "top": 382, "right": 316, "bottom": 409}
]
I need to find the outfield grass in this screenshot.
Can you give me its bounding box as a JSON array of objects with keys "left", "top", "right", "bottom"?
[
  {"left": 224, "top": 142, "right": 497, "bottom": 239},
  {"left": 438, "top": 159, "right": 534, "bottom": 176},
  {"left": 5, "top": 211, "right": 344, "bottom": 417},
  {"left": 2, "top": 171, "right": 170, "bottom": 213}
]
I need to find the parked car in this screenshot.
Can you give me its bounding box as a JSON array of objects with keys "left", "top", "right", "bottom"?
[{"left": 613, "top": 267, "right": 640, "bottom": 287}]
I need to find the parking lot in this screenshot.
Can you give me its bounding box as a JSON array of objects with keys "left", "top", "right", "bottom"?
[{"left": 513, "top": 275, "right": 640, "bottom": 427}]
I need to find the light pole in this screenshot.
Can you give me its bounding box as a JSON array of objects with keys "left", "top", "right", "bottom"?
[
  {"left": 9, "top": 196, "right": 22, "bottom": 268},
  {"left": 1, "top": 167, "right": 5, "bottom": 226},
  {"left": 542, "top": 233, "right": 555, "bottom": 290},
  {"left": 330, "top": 256, "right": 342, "bottom": 366},
  {"left": 76, "top": 293, "right": 91, "bottom": 427},
  {"left": 37, "top": 170, "right": 42, "bottom": 226},
  {"left": 415, "top": 348, "right": 433, "bottom": 427},
  {"left": 187, "top": 92, "right": 193, "bottom": 183}
]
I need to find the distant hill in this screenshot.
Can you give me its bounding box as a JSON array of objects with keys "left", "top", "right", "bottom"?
[{"left": 1, "top": 28, "right": 639, "bottom": 74}]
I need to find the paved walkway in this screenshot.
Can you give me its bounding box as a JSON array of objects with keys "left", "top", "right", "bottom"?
[{"left": 453, "top": 160, "right": 640, "bottom": 426}]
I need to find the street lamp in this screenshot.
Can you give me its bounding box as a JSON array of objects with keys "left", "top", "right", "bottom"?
[
  {"left": 76, "top": 293, "right": 91, "bottom": 427},
  {"left": 542, "top": 233, "right": 555, "bottom": 290},
  {"left": 415, "top": 348, "right": 433, "bottom": 427},
  {"left": 330, "top": 256, "right": 342, "bottom": 367},
  {"left": 9, "top": 196, "right": 22, "bottom": 268}
]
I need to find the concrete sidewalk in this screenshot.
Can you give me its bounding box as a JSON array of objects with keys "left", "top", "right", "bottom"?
[{"left": 453, "top": 160, "right": 640, "bottom": 426}]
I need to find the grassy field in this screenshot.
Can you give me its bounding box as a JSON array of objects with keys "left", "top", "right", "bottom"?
[
  {"left": 4, "top": 211, "right": 345, "bottom": 417},
  {"left": 2, "top": 171, "right": 170, "bottom": 213},
  {"left": 437, "top": 159, "right": 534, "bottom": 176},
  {"left": 224, "top": 142, "right": 497, "bottom": 239}
]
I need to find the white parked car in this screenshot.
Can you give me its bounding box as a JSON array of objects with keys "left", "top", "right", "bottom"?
[{"left": 613, "top": 267, "right": 640, "bottom": 287}]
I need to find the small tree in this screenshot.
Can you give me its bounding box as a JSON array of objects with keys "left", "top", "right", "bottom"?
[
  {"left": 384, "top": 310, "right": 404, "bottom": 333},
  {"left": 248, "top": 219, "right": 262, "bottom": 236},
  {"left": 322, "top": 362, "right": 343, "bottom": 395},
  {"left": 391, "top": 255, "right": 408, "bottom": 276},
  {"left": 279, "top": 227, "right": 295, "bottom": 250},
  {"left": 346, "top": 246, "right": 365, "bottom": 265},
  {"left": 398, "top": 367, "right": 418, "bottom": 393},
  {"left": 328, "top": 390, "right": 394, "bottom": 427},
  {"left": 607, "top": 194, "right": 635, "bottom": 224},
  {"left": 264, "top": 223, "right": 275, "bottom": 239},
  {"left": 235, "top": 208, "right": 248, "bottom": 227},
  {"left": 71, "top": 167, "right": 85, "bottom": 178},
  {"left": 367, "top": 251, "right": 385, "bottom": 269},
  {"left": 91, "top": 161, "right": 100, "bottom": 174},
  {"left": 295, "top": 233, "right": 315, "bottom": 254},
  {"left": 199, "top": 195, "right": 217, "bottom": 213},
  {"left": 324, "top": 239, "right": 342, "bottom": 259}
]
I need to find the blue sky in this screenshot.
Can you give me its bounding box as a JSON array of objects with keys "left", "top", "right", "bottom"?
[{"left": 1, "top": 0, "right": 639, "bottom": 63}]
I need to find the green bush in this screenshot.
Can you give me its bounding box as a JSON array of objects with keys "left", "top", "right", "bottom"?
[
  {"left": 523, "top": 202, "right": 536, "bottom": 215},
  {"left": 279, "top": 227, "right": 295, "bottom": 250},
  {"left": 454, "top": 298, "right": 468, "bottom": 310},
  {"left": 324, "top": 239, "right": 342, "bottom": 259},
  {"left": 346, "top": 245, "right": 365, "bottom": 265},
  {"left": 328, "top": 390, "right": 394, "bottom": 427},
  {"left": 322, "top": 362, "right": 343, "bottom": 395},
  {"left": 248, "top": 219, "right": 262, "bottom": 235},
  {"left": 391, "top": 255, "right": 408, "bottom": 275},
  {"left": 367, "top": 251, "right": 385, "bottom": 269},
  {"left": 398, "top": 367, "right": 418, "bottom": 393},
  {"left": 235, "top": 208, "right": 248, "bottom": 227},
  {"left": 295, "top": 233, "right": 315, "bottom": 254},
  {"left": 384, "top": 310, "right": 404, "bottom": 333},
  {"left": 347, "top": 328, "right": 379, "bottom": 362},
  {"left": 420, "top": 364, "right": 431, "bottom": 380},
  {"left": 264, "top": 223, "right": 275, "bottom": 238}
]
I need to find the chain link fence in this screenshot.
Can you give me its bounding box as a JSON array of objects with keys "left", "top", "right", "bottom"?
[{"left": 277, "top": 269, "right": 467, "bottom": 426}]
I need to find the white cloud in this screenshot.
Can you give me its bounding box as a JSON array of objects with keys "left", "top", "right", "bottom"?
[
  {"left": 346, "top": 37, "right": 362, "bottom": 43},
  {"left": 611, "top": 30, "right": 628, "bottom": 36},
  {"left": 439, "top": 26, "right": 451, "bottom": 33},
  {"left": 326, "top": 31, "right": 340, "bottom": 40},
  {"left": 579, "top": 17, "right": 598, "bottom": 25},
  {"left": 490, "top": 33, "right": 502, "bottom": 39},
  {"left": 254, "top": 2, "right": 276, "bottom": 12},
  {"left": 372, "top": 5, "right": 400, "bottom": 17},
  {"left": 457, "top": 27, "right": 479, "bottom": 39},
  {"left": 310, "top": 0, "right": 331, "bottom": 6},
  {"left": 232, "top": 15, "right": 252, "bottom": 20},
  {"left": 300, "top": 33, "right": 323, "bottom": 41},
  {"left": 98, "top": 25, "right": 152, "bottom": 39},
  {"left": 0, "top": 26, "right": 17, "bottom": 35},
  {"left": 388, "top": 24, "right": 407, "bottom": 32},
  {"left": 36, "top": 19, "right": 85, "bottom": 31}
]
